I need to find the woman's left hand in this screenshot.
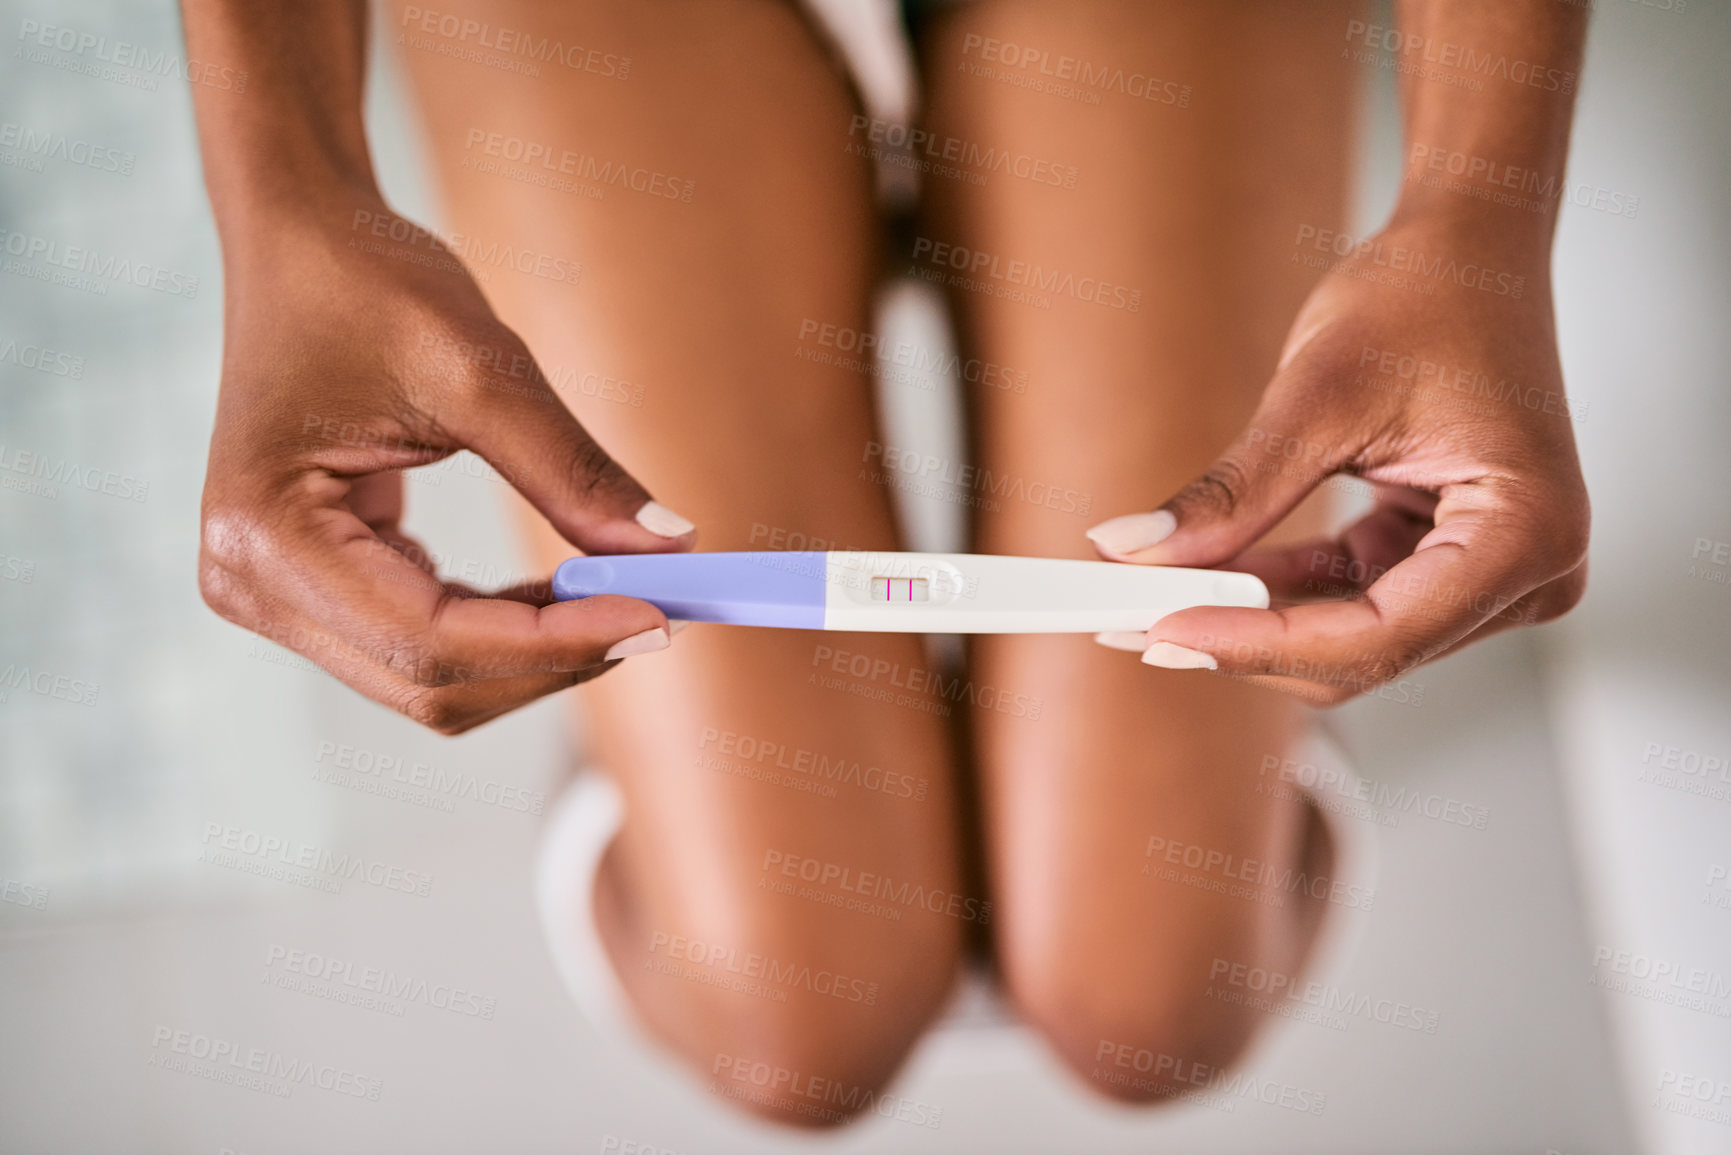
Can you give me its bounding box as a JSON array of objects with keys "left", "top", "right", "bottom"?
[{"left": 1085, "top": 215, "right": 1590, "bottom": 703}]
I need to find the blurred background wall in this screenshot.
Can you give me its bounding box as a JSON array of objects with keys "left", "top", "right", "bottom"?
[{"left": 1, "top": 1, "right": 1726, "bottom": 1152}]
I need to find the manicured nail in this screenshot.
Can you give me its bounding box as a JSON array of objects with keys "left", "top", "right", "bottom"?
[
  {"left": 1141, "top": 641, "right": 1217, "bottom": 670},
  {"left": 1086, "top": 510, "right": 1177, "bottom": 556},
  {"left": 1093, "top": 631, "right": 1148, "bottom": 652},
  {"left": 635, "top": 500, "right": 696, "bottom": 539},
  {"left": 668, "top": 619, "right": 692, "bottom": 636},
  {"left": 605, "top": 627, "right": 670, "bottom": 662}
]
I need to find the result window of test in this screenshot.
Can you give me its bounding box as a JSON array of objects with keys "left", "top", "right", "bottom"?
[{"left": 870, "top": 576, "right": 929, "bottom": 603}]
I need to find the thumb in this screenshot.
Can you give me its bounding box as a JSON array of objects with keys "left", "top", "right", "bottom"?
[
  {"left": 1086, "top": 395, "right": 1343, "bottom": 567},
  {"left": 448, "top": 363, "right": 696, "bottom": 556}
]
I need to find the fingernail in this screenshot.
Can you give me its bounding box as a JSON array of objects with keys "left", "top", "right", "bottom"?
[
  {"left": 605, "top": 627, "right": 670, "bottom": 662},
  {"left": 1093, "top": 630, "right": 1147, "bottom": 652},
  {"left": 1086, "top": 510, "right": 1176, "bottom": 556},
  {"left": 1141, "top": 641, "right": 1217, "bottom": 670},
  {"left": 635, "top": 500, "right": 696, "bottom": 539},
  {"left": 668, "top": 619, "right": 692, "bottom": 636}
]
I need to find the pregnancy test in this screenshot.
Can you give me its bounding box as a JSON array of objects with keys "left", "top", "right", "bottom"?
[{"left": 552, "top": 551, "right": 1266, "bottom": 633}]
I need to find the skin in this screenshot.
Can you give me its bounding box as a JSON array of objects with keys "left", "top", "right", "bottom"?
[
  {"left": 180, "top": 0, "right": 1588, "bottom": 1129},
  {"left": 394, "top": 0, "right": 968, "bottom": 1117},
  {"left": 182, "top": 0, "right": 695, "bottom": 734},
  {"left": 915, "top": 0, "right": 1356, "bottom": 1087},
  {"left": 1098, "top": 0, "right": 1591, "bottom": 702}
]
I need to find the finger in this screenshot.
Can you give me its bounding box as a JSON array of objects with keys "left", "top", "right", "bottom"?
[
  {"left": 212, "top": 485, "right": 672, "bottom": 688},
  {"left": 442, "top": 576, "right": 558, "bottom": 606},
  {"left": 1203, "top": 564, "right": 1584, "bottom": 705},
  {"left": 1139, "top": 480, "right": 1577, "bottom": 693},
  {"left": 346, "top": 471, "right": 405, "bottom": 534},
  {"left": 1086, "top": 379, "right": 1357, "bottom": 566},
  {"left": 1034, "top": 557, "right": 1577, "bottom": 695},
  {"left": 434, "top": 335, "right": 697, "bottom": 555},
  {"left": 340, "top": 472, "right": 453, "bottom": 578},
  {"left": 1210, "top": 671, "right": 1359, "bottom": 706},
  {"left": 328, "top": 531, "right": 671, "bottom": 683},
  {"left": 385, "top": 663, "right": 623, "bottom": 736},
  {"left": 242, "top": 585, "right": 652, "bottom": 734},
  {"left": 1374, "top": 557, "right": 1587, "bottom": 666},
  {"left": 1230, "top": 499, "right": 1435, "bottom": 603}
]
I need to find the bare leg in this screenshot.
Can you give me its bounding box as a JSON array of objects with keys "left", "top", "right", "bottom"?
[
  {"left": 395, "top": 0, "right": 963, "bottom": 1125},
  {"left": 917, "top": 0, "right": 1358, "bottom": 1100}
]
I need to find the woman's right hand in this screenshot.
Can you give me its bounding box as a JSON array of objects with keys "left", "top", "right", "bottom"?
[{"left": 198, "top": 189, "right": 695, "bottom": 733}]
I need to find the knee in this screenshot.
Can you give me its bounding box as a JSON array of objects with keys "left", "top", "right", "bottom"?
[
  {"left": 694, "top": 968, "right": 954, "bottom": 1127},
  {"left": 1003, "top": 937, "right": 1267, "bottom": 1106},
  {"left": 702, "top": 1020, "right": 912, "bottom": 1129},
  {"left": 1024, "top": 978, "right": 1265, "bottom": 1106},
  {"left": 657, "top": 922, "right": 963, "bottom": 1128}
]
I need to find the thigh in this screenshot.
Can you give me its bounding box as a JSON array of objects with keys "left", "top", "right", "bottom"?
[
  {"left": 394, "top": 0, "right": 966, "bottom": 1102},
  {"left": 916, "top": 0, "right": 1358, "bottom": 1072}
]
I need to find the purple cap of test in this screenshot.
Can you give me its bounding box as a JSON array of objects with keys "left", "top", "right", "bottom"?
[{"left": 552, "top": 552, "right": 828, "bottom": 628}]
